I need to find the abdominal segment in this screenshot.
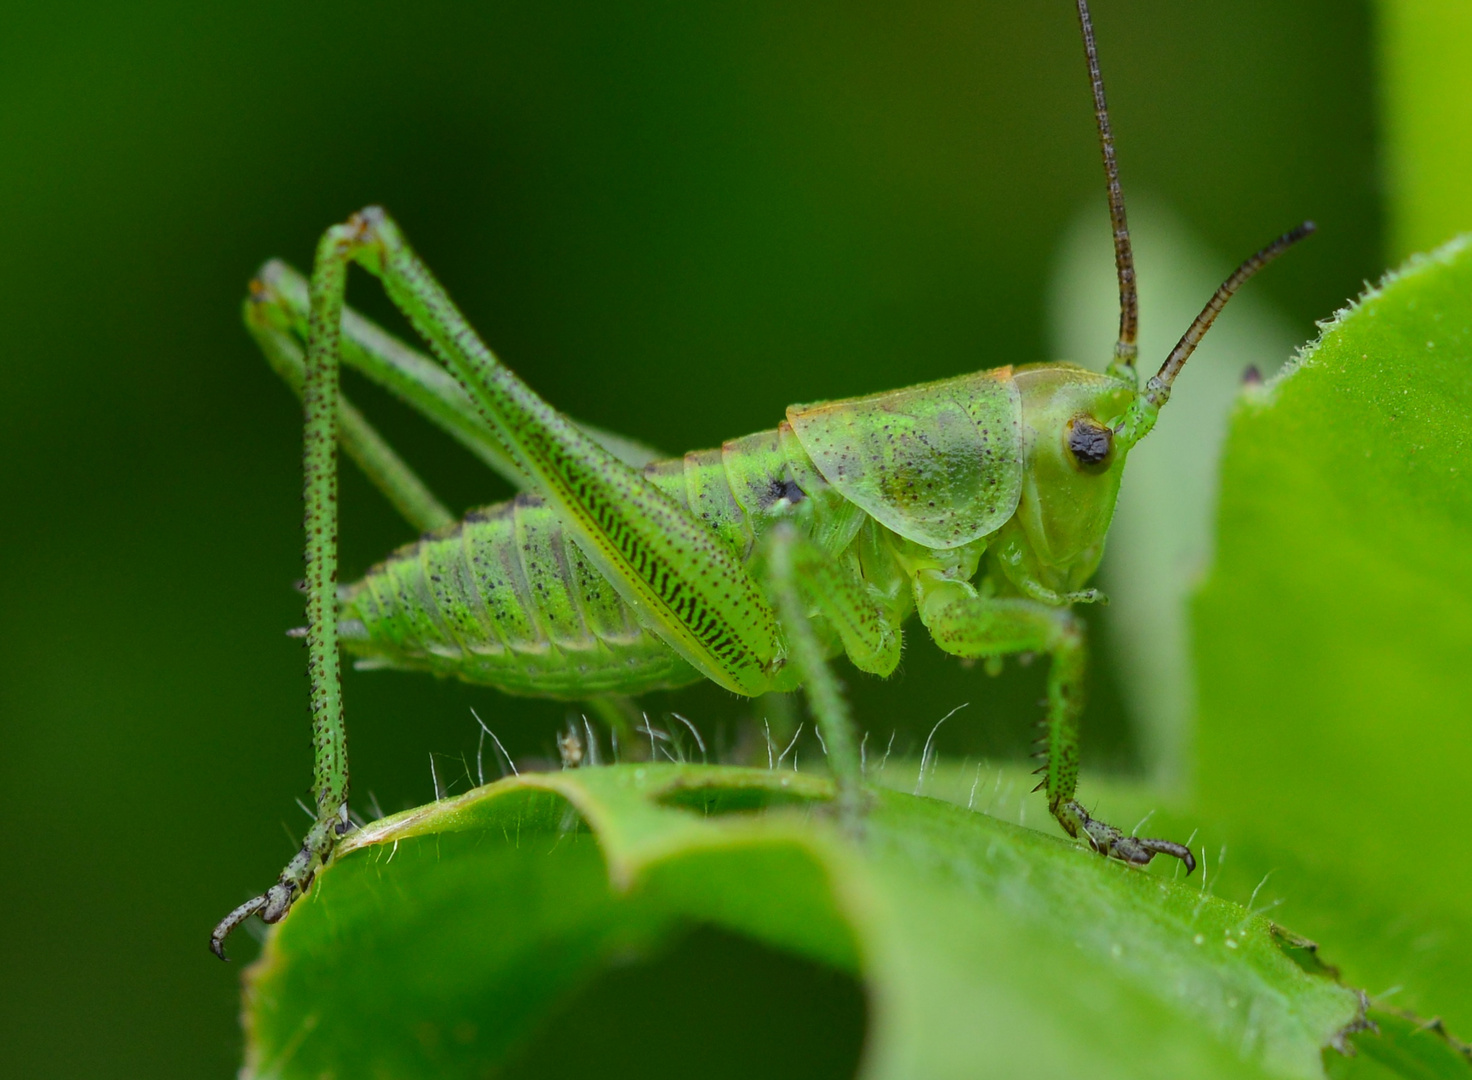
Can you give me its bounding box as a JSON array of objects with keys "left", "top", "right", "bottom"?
[{"left": 339, "top": 493, "right": 702, "bottom": 698}]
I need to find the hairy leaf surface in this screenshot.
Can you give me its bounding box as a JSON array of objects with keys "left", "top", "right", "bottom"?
[
  {"left": 1194, "top": 238, "right": 1472, "bottom": 1033},
  {"left": 244, "top": 764, "right": 1364, "bottom": 1079}
]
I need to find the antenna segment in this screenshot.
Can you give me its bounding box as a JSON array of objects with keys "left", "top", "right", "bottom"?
[
  {"left": 1149, "top": 222, "right": 1316, "bottom": 405},
  {"left": 1076, "top": 0, "right": 1138, "bottom": 383},
  {"left": 1113, "top": 222, "right": 1316, "bottom": 448}
]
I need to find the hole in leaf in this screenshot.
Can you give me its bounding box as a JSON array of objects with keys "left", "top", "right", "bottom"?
[
  {"left": 655, "top": 780, "right": 828, "bottom": 816},
  {"left": 501, "top": 924, "right": 867, "bottom": 1080}
]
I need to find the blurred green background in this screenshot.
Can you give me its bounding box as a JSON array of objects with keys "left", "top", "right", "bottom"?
[{"left": 0, "top": 1, "right": 1386, "bottom": 1076}]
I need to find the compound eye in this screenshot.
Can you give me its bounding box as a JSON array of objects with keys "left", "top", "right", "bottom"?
[{"left": 1067, "top": 415, "right": 1113, "bottom": 467}]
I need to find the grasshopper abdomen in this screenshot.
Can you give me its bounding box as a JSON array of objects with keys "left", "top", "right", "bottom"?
[{"left": 340, "top": 493, "right": 701, "bottom": 698}]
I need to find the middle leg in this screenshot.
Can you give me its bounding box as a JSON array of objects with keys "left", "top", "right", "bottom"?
[{"left": 759, "top": 521, "right": 903, "bottom": 824}]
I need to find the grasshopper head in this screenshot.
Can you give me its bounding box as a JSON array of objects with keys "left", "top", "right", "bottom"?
[
  {"left": 1048, "top": 0, "right": 1313, "bottom": 595},
  {"left": 1002, "top": 217, "right": 1313, "bottom": 597},
  {"left": 1008, "top": 365, "right": 1135, "bottom": 591}
]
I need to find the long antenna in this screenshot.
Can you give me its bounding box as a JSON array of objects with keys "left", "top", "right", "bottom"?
[
  {"left": 1148, "top": 222, "right": 1316, "bottom": 405},
  {"left": 1076, "top": 0, "right": 1137, "bottom": 383},
  {"left": 1113, "top": 220, "right": 1315, "bottom": 448}
]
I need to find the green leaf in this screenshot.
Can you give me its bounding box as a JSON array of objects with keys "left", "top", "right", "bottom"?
[
  {"left": 1193, "top": 237, "right": 1472, "bottom": 1033},
  {"left": 1329, "top": 1009, "right": 1472, "bottom": 1080},
  {"left": 1378, "top": 0, "right": 1472, "bottom": 261},
  {"left": 910, "top": 761, "right": 1472, "bottom": 1080},
  {"left": 245, "top": 764, "right": 1365, "bottom": 1080}
]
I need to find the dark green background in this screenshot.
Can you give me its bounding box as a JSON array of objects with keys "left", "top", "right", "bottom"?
[{"left": 0, "top": 2, "right": 1377, "bottom": 1076}]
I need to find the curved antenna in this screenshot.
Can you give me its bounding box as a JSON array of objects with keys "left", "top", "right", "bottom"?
[
  {"left": 1114, "top": 221, "right": 1315, "bottom": 447},
  {"left": 1149, "top": 222, "right": 1316, "bottom": 404},
  {"left": 1076, "top": 0, "right": 1138, "bottom": 383}
]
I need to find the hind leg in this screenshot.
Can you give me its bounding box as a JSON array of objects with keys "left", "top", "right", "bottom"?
[
  {"left": 211, "top": 222, "right": 369, "bottom": 959},
  {"left": 214, "top": 206, "right": 796, "bottom": 958},
  {"left": 249, "top": 259, "right": 663, "bottom": 495},
  {"left": 248, "top": 266, "right": 650, "bottom": 753},
  {"left": 246, "top": 273, "right": 454, "bottom": 533}
]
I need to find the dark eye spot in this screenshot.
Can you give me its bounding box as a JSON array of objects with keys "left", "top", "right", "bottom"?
[{"left": 1067, "top": 416, "right": 1113, "bottom": 467}]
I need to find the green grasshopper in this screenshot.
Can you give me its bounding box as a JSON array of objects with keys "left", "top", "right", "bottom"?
[{"left": 211, "top": 0, "right": 1311, "bottom": 958}]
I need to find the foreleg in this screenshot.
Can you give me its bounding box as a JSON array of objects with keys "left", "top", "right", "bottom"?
[{"left": 916, "top": 574, "right": 1194, "bottom": 871}]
